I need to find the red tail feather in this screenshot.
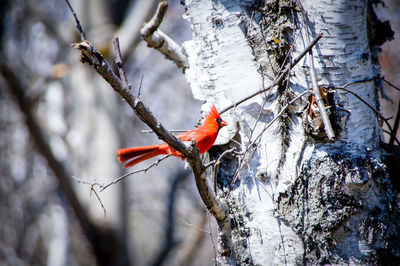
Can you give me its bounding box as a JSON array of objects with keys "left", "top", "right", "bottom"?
[
  {"left": 122, "top": 151, "right": 160, "bottom": 168},
  {"left": 117, "top": 145, "right": 162, "bottom": 168}
]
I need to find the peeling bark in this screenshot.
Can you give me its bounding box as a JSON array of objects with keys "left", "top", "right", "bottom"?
[{"left": 278, "top": 155, "right": 400, "bottom": 264}]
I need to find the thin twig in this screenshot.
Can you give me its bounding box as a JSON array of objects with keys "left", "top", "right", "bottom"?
[
  {"left": 113, "top": 37, "right": 129, "bottom": 89},
  {"left": 72, "top": 155, "right": 170, "bottom": 192},
  {"left": 100, "top": 155, "right": 171, "bottom": 191},
  {"left": 65, "top": 0, "right": 86, "bottom": 41},
  {"left": 137, "top": 74, "right": 144, "bottom": 98},
  {"left": 71, "top": 176, "right": 108, "bottom": 215},
  {"left": 183, "top": 221, "right": 210, "bottom": 234},
  {"left": 90, "top": 187, "right": 107, "bottom": 217},
  {"left": 224, "top": 31, "right": 306, "bottom": 198},
  {"left": 71, "top": 176, "right": 104, "bottom": 187},
  {"left": 381, "top": 77, "right": 400, "bottom": 144},
  {"left": 382, "top": 128, "right": 392, "bottom": 136},
  {"left": 140, "top": 1, "right": 188, "bottom": 69},
  {"left": 219, "top": 32, "right": 323, "bottom": 114},
  {"left": 382, "top": 76, "right": 400, "bottom": 91},
  {"left": 72, "top": 155, "right": 171, "bottom": 207},
  {"left": 334, "top": 86, "right": 400, "bottom": 145},
  {"left": 389, "top": 99, "right": 400, "bottom": 145},
  {"left": 345, "top": 77, "right": 400, "bottom": 144}
]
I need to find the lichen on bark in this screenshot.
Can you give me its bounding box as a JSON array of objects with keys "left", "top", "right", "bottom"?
[{"left": 277, "top": 154, "right": 400, "bottom": 264}]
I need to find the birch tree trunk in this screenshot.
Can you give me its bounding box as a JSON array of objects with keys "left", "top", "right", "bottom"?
[{"left": 182, "top": 0, "right": 400, "bottom": 264}]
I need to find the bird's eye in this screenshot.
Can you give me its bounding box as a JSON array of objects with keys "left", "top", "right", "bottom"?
[{"left": 216, "top": 118, "right": 222, "bottom": 124}]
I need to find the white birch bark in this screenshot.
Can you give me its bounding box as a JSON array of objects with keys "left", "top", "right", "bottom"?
[{"left": 182, "top": 0, "right": 399, "bottom": 264}]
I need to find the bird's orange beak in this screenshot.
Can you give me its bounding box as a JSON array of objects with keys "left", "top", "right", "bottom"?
[{"left": 221, "top": 120, "right": 228, "bottom": 127}]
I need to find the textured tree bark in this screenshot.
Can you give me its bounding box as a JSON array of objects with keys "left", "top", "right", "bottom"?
[{"left": 182, "top": 0, "right": 400, "bottom": 264}]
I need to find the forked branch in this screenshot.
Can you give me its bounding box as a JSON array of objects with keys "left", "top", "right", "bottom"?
[
  {"left": 66, "top": 0, "right": 229, "bottom": 237},
  {"left": 140, "top": 1, "right": 188, "bottom": 69}
]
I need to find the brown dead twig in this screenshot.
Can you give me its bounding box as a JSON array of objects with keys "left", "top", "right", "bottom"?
[
  {"left": 71, "top": 176, "right": 106, "bottom": 217},
  {"left": 91, "top": 186, "right": 107, "bottom": 217},
  {"left": 73, "top": 154, "right": 171, "bottom": 194}
]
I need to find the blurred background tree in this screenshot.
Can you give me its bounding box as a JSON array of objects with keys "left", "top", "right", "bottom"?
[
  {"left": 0, "top": 0, "right": 212, "bottom": 265},
  {"left": 0, "top": 0, "right": 399, "bottom": 265}
]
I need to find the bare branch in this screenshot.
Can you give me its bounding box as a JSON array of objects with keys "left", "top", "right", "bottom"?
[
  {"left": 141, "top": 1, "right": 168, "bottom": 36},
  {"left": 100, "top": 155, "right": 171, "bottom": 191},
  {"left": 219, "top": 32, "right": 323, "bottom": 114},
  {"left": 70, "top": 38, "right": 231, "bottom": 241},
  {"left": 140, "top": 1, "right": 188, "bottom": 69},
  {"left": 72, "top": 155, "right": 170, "bottom": 192},
  {"left": 68, "top": 11, "right": 230, "bottom": 244},
  {"left": 72, "top": 175, "right": 105, "bottom": 187},
  {"left": 114, "top": 0, "right": 159, "bottom": 63},
  {"left": 71, "top": 41, "right": 192, "bottom": 157},
  {"left": 68, "top": 177, "right": 106, "bottom": 217}
]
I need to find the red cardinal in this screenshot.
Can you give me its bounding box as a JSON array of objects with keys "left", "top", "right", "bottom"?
[{"left": 117, "top": 104, "right": 227, "bottom": 168}]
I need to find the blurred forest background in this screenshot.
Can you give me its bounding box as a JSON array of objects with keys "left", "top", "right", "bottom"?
[{"left": 0, "top": 0, "right": 399, "bottom": 265}]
